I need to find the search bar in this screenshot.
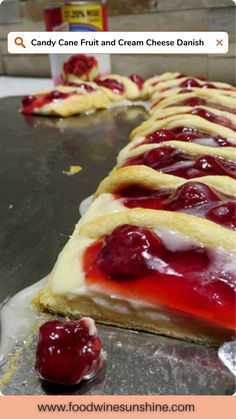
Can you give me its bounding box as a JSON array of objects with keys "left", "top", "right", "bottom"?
[{"left": 8, "top": 31, "right": 229, "bottom": 54}]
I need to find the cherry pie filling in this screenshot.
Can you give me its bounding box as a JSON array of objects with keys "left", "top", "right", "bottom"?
[
  {"left": 62, "top": 81, "right": 96, "bottom": 92},
  {"left": 154, "top": 107, "right": 236, "bottom": 132},
  {"left": 121, "top": 146, "right": 236, "bottom": 179},
  {"left": 94, "top": 78, "right": 125, "bottom": 95},
  {"left": 137, "top": 127, "right": 233, "bottom": 147},
  {"left": 167, "top": 97, "right": 236, "bottom": 115},
  {"left": 22, "top": 90, "right": 78, "bottom": 114},
  {"left": 113, "top": 182, "right": 236, "bottom": 230},
  {"left": 83, "top": 225, "right": 235, "bottom": 331},
  {"left": 157, "top": 78, "right": 234, "bottom": 94},
  {"left": 129, "top": 74, "right": 145, "bottom": 89},
  {"left": 151, "top": 74, "right": 187, "bottom": 87},
  {"left": 63, "top": 54, "right": 98, "bottom": 80}
]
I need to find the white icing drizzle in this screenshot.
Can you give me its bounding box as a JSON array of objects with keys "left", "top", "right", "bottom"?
[
  {"left": 79, "top": 195, "right": 94, "bottom": 216},
  {"left": 0, "top": 278, "right": 47, "bottom": 365}
]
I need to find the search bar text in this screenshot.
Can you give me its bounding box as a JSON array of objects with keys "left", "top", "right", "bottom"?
[{"left": 8, "top": 32, "right": 229, "bottom": 54}]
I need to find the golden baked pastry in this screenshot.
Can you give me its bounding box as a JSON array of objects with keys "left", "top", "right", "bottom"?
[
  {"left": 94, "top": 74, "right": 141, "bottom": 102},
  {"left": 21, "top": 84, "right": 111, "bottom": 117},
  {"left": 31, "top": 71, "right": 236, "bottom": 345},
  {"left": 33, "top": 208, "right": 235, "bottom": 345}
]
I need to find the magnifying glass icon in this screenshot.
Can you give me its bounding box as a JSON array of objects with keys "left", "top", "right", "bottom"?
[{"left": 15, "top": 37, "right": 26, "bottom": 48}]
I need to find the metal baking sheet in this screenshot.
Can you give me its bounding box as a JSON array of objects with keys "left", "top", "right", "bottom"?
[{"left": 0, "top": 97, "right": 235, "bottom": 395}]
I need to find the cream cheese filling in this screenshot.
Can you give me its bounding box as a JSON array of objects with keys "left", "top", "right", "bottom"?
[{"left": 49, "top": 209, "right": 235, "bottom": 316}]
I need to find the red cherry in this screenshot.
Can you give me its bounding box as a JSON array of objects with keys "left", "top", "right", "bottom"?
[
  {"left": 202, "top": 83, "right": 216, "bottom": 89},
  {"left": 182, "top": 97, "right": 206, "bottom": 106},
  {"left": 207, "top": 202, "right": 236, "bottom": 229},
  {"left": 168, "top": 182, "right": 218, "bottom": 210},
  {"left": 194, "top": 155, "right": 236, "bottom": 177},
  {"left": 180, "top": 79, "right": 201, "bottom": 88},
  {"left": 22, "top": 95, "right": 36, "bottom": 107},
  {"left": 144, "top": 146, "right": 176, "bottom": 168},
  {"left": 35, "top": 318, "right": 104, "bottom": 386},
  {"left": 191, "top": 108, "right": 235, "bottom": 131},
  {"left": 98, "top": 225, "right": 164, "bottom": 279},
  {"left": 147, "top": 129, "right": 174, "bottom": 143},
  {"left": 129, "top": 74, "right": 145, "bottom": 89},
  {"left": 44, "top": 90, "right": 71, "bottom": 100},
  {"left": 95, "top": 78, "right": 125, "bottom": 94},
  {"left": 176, "top": 73, "right": 187, "bottom": 79},
  {"left": 63, "top": 82, "right": 95, "bottom": 92},
  {"left": 174, "top": 131, "right": 199, "bottom": 142}
]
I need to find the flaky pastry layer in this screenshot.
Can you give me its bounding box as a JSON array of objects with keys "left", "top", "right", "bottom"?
[
  {"left": 149, "top": 77, "right": 235, "bottom": 97},
  {"left": 95, "top": 166, "right": 236, "bottom": 197},
  {"left": 150, "top": 90, "right": 236, "bottom": 113},
  {"left": 130, "top": 114, "right": 236, "bottom": 141},
  {"left": 97, "top": 74, "right": 140, "bottom": 101},
  {"left": 79, "top": 209, "right": 235, "bottom": 250},
  {"left": 33, "top": 280, "right": 233, "bottom": 345},
  {"left": 148, "top": 105, "right": 236, "bottom": 125},
  {"left": 116, "top": 140, "right": 236, "bottom": 169}
]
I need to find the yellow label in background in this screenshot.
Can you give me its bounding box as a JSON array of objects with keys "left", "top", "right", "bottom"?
[{"left": 61, "top": 5, "right": 103, "bottom": 30}]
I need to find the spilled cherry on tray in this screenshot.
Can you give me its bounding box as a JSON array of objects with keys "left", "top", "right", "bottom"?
[{"left": 35, "top": 317, "right": 105, "bottom": 386}]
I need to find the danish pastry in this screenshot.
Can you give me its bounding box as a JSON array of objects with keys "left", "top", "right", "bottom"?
[{"left": 31, "top": 72, "right": 236, "bottom": 345}]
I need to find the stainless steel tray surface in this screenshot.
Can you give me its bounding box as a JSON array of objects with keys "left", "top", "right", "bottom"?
[{"left": 0, "top": 97, "right": 234, "bottom": 395}]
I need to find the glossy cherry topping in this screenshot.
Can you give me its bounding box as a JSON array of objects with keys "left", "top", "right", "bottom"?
[
  {"left": 35, "top": 317, "right": 104, "bottom": 386},
  {"left": 139, "top": 127, "right": 233, "bottom": 147},
  {"left": 83, "top": 226, "right": 235, "bottom": 330},
  {"left": 22, "top": 95, "right": 37, "bottom": 107},
  {"left": 180, "top": 78, "right": 202, "bottom": 88},
  {"left": 22, "top": 90, "right": 76, "bottom": 114},
  {"left": 94, "top": 78, "right": 125, "bottom": 94},
  {"left": 167, "top": 181, "right": 217, "bottom": 208},
  {"left": 63, "top": 81, "right": 96, "bottom": 92},
  {"left": 194, "top": 155, "right": 236, "bottom": 178},
  {"left": 202, "top": 82, "right": 217, "bottom": 89},
  {"left": 206, "top": 202, "right": 236, "bottom": 229},
  {"left": 98, "top": 225, "right": 164, "bottom": 278},
  {"left": 179, "top": 97, "right": 206, "bottom": 106},
  {"left": 44, "top": 90, "right": 72, "bottom": 101},
  {"left": 176, "top": 73, "right": 187, "bottom": 79},
  {"left": 118, "top": 182, "right": 236, "bottom": 230},
  {"left": 63, "top": 54, "right": 98, "bottom": 79},
  {"left": 177, "top": 79, "right": 233, "bottom": 91},
  {"left": 129, "top": 74, "right": 145, "bottom": 89},
  {"left": 121, "top": 146, "right": 236, "bottom": 179},
  {"left": 167, "top": 97, "right": 236, "bottom": 115},
  {"left": 190, "top": 108, "right": 236, "bottom": 131},
  {"left": 147, "top": 129, "right": 175, "bottom": 143},
  {"left": 151, "top": 73, "right": 186, "bottom": 87}
]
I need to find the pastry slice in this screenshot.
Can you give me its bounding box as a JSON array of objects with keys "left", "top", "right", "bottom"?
[
  {"left": 150, "top": 77, "right": 235, "bottom": 97},
  {"left": 151, "top": 88, "right": 236, "bottom": 111},
  {"left": 94, "top": 74, "right": 141, "bottom": 102},
  {"left": 32, "top": 209, "right": 236, "bottom": 345},
  {"left": 150, "top": 89, "right": 236, "bottom": 116},
  {"left": 142, "top": 72, "right": 187, "bottom": 98},
  {"left": 21, "top": 84, "right": 110, "bottom": 117},
  {"left": 116, "top": 141, "right": 236, "bottom": 179},
  {"left": 149, "top": 106, "right": 236, "bottom": 132},
  {"left": 94, "top": 167, "right": 236, "bottom": 231},
  {"left": 72, "top": 168, "right": 236, "bottom": 231},
  {"left": 126, "top": 115, "right": 236, "bottom": 151}
]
